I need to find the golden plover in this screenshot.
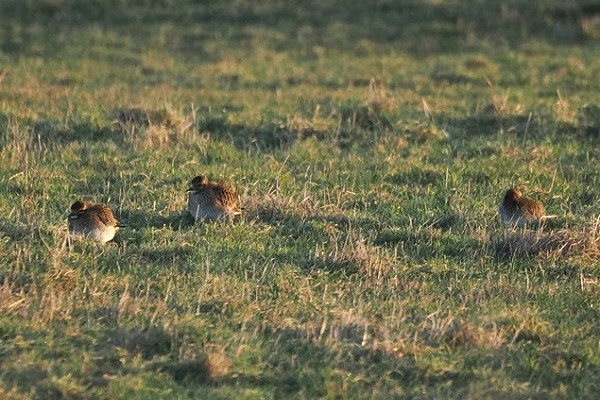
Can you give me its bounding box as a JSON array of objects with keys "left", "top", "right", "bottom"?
[
  {"left": 68, "top": 200, "right": 124, "bottom": 244},
  {"left": 498, "top": 187, "right": 552, "bottom": 226},
  {"left": 187, "top": 175, "right": 241, "bottom": 222}
]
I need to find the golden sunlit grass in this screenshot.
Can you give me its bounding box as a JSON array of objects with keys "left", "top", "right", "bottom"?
[{"left": 496, "top": 217, "right": 600, "bottom": 260}]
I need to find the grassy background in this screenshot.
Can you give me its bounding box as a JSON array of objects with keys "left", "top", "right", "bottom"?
[{"left": 1, "top": 0, "right": 600, "bottom": 398}]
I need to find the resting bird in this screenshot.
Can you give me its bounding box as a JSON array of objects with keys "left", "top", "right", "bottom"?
[
  {"left": 187, "top": 175, "right": 241, "bottom": 222},
  {"left": 498, "top": 187, "right": 553, "bottom": 226},
  {"left": 68, "top": 200, "right": 124, "bottom": 244}
]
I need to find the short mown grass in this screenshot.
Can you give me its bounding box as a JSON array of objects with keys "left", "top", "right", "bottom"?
[{"left": 1, "top": 0, "right": 600, "bottom": 399}]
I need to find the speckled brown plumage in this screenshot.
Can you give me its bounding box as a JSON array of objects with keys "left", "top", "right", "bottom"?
[
  {"left": 68, "top": 200, "right": 122, "bottom": 244},
  {"left": 498, "top": 188, "right": 546, "bottom": 226},
  {"left": 187, "top": 175, "right": 241, "bottom": 222}
]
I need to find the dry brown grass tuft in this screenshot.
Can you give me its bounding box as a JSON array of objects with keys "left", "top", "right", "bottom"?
[
  {"left": 44, "top": 244, "right": 79, "bottom": 293},
  {"left": 495, "top": 217, "right": 600, "bottom": 260},
  {"left": 582, "top": 15, "right": 600, "bottom": 39},
  {"left": 143, "top": 356, "right": 211, "bottom": 384},
  {"left": 242, "top": 186, "right": 330, "bottom": 223},
  {"left": 1, "top": 119, "right": 45, "bottom": 163},
  {"left": 553, "top": 90, "right": 578, "bottom": 124},
  {"left": 314, "top": 228, "right": 396, "bottom": 282},
  {"left": 285, "top": 113, "right": 329, "bottom": 140},
  {"left": 447, "top": 321, "right": 543, "bottom": 349},
  {"left": 0, "top": 279, "right": 30, "bottom": 314},
  {"left": 112, "top": 106, "right": 194, "bottom": 149},
  {"left": 241, "top": 192, "right": 289, "bottom": 225},
  {"left": 268, "top": 311, "right": 374, "bottom": 348},
  {"left": 580, "top": 274, "right": 600, "bottom": 292},
  {"left": 138, "top": 332, "right": 229, "bottom": 383},
  {"left": 38, "top": 289, "right": 77, "bottom": 323},
  {"left": 139, "top": 124, "right": 174, "bottom": 148},
  {"left": 112, "top": 107, "right": 178, "bottom": 127},
  {"left": 125, "top": 325, "right": 173, "bottom": 359},
  {"left": 366, "top": 78, "right": 398, "bottom": 114},
  {"left": 43, "top": 263, "right": 79, "bottom": 294},
  {"left": 335, "top": 104, "right": 393, "bottom": 132},
  {"left": 0, "top": 386, "right": 28, "bottom": 400},
  {"left": 407, "top": 121, "right": 448, "bottom": 142},
  {"left": 418, "top": 310, "right": 547, "bottom": 350},
  {"left": 205, "top": 344, "right": 231, "bottom": 379},
  {"left": 489, "top": 94, "right": 511, "bottom": 114}
]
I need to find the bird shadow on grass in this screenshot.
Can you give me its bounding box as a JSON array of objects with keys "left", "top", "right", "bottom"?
[{"left": 439, "top": 107, "right": 598, "bottom": 143}]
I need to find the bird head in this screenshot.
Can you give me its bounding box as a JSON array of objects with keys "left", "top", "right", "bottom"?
[
  {"left": 69, "top": 200, "right": 87, "bottom": 219},
  {"left": 187, "top": 175, "right": 209, "bottom": 192},
  {"left": 504, "top": 187, "right": 522, "bottom": 204}
]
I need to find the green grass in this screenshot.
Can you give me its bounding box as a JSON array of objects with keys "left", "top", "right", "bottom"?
[{"left": 1, "top": 0, "right": 600, "bottom": 398}]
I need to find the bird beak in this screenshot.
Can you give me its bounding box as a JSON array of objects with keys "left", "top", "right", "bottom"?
[{"left": 186, "top": 188, "right": 193, "bottom": 192}]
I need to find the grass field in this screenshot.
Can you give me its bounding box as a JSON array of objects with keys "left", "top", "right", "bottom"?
[{"left": 1, "top": 0, "right": 600, "bottom": 398}]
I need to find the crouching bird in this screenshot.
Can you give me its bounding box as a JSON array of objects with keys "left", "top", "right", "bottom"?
[
  {"left": 68, "top": 200, "right": 125, "bottom": 244},
  {"left": 187, "top": 175, "right": 241, "bottom": 222},
  {"left": 498, "top": 187, "right": 555, "bottom": 227}
]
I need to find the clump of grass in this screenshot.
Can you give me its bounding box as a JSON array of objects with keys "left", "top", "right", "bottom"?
[
  {"left": 579, "top": 104, "right": 600, "bottom": 129},
  {"left": 404, "top": 120, "right": 448, "bottom": 142},
  {"left": 495, "top": 217, "right": 600, "bottom": 260},
  {"left": 335, "top": 103, "right": 392, "bottom": 132},
  {"left": 285, "top": 81, "right": 398, "bottom": 146},
  {"left": 448, "top": 319, "right": 544, "bottom": 349},
  {"left": 43, "top": 258, "right": 79, "bottom": 294},
  {"left": 127, "top": 328, "right": 225, "bottom": 384},
  {"left": 313, "top": 228, "right": 395, "bottom": 282},
  {"left": 1, "top": 119, "right": 36, "bottom": 164},
  {"left": 480, "top": 93, "right": 512, "bottom": 115},
  {"left": 204, "top": 344, "right": 231, "bottom": 379},
  {"left": 136, "top": 329, "right": 230, "bottom": 383},
  {"left": 243, "top": 194, "right": 288, "bottom": 225},
  {"left": 365, "top": 78, "right": 398, "bottom": 114},
  {"left": 140, "top": 124, "right": 177, "bottom": 148},
  {"left": 0, "top": 218, "right": 31, "bottom": 241},
  {"left": 144, "top": 358, "right": 211, "bottom": 384},
  {"left": 112, "top": 107, "right": 178, "bottom": 127},
  {"left": 112, "top": 106, "right": 194, "bottom": 149},
  {"left": 553, "top": 90, "right": 577, "bottom": 124},
  {"left": 0, "top": 279, "right": 29, "bottom": 314},
  {"left": 463, "top": 55, "right": 499, "bottom": 73},
  {"left": 400, "top": 98, "right": 448, "bottom": 142},
  {"left": 265, "top": 311, "right": 374, "bottom": 348},
  {"left": 430, "top": 68, "right": 471, "bottom": 85},
  {"left": 285, "top": 110, "right": 330, "bottom": 140},
  {"left": 582, "top": 14, "right": 600, "bottom": 39},
  {"left": 0, "top": 386, "right": 28, "bottom": 400},
  {"left": 580, "top": 274, "right": 600, "bottom": 292},
  {"left": 124, "top": 325, "right": 173, "bottom": 359}
]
